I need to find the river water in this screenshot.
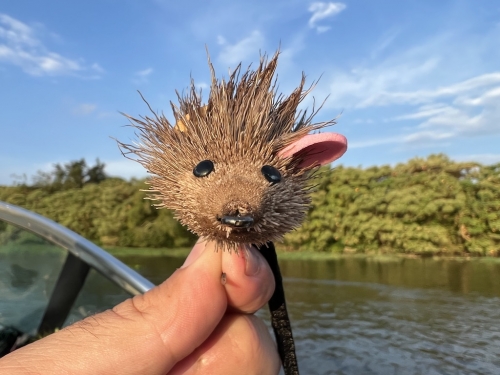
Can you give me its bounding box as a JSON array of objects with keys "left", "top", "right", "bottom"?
[
  {"left": 2, "top": 248, "right": 500, "bottom": 374},
  {"left": 116, "top": 255, "right": 500, "bottom": 375}
]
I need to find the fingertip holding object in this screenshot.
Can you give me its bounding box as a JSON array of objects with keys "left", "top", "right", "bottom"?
[{"left": 244, "top": 246, "right": 263, "bottom": 277}]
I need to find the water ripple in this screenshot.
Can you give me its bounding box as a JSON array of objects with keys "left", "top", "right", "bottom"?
[{"left": 265, "top": 278, "right": 500, "bottom": 374}]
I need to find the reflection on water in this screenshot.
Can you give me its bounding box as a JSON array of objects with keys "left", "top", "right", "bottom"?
[
  {"left": 274, "top": 278, "right": 500, "bottom": 374},
  {"left": 117, "top": 255, "right": 500, "bottom": 375},
  {"left": 277, "top": 257, "right": 500, "bottom": 297}
]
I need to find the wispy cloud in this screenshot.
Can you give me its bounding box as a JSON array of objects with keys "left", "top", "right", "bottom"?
[
  {"left": 308, "top": 2, "right": 346, "bottom": 33},
  {"left": 73, "top": 103, "right": 97, "bottom": 116},
  {"left": 324, "top": 26, "right": 500, "bottom": 109},
  {"left": 317, "top": 22, "right": 500, "bottom": 151},
  {"left": 370, "top": 28, "right": 400, "bottom": 59},
  {"left": 380, "top": 73, "right": 500, "bottom": 143},
  {"left": 349, "top": 136, "right": 403, "bottom": 149},
  {"left": 326, "top": 57, "right": 441, "bottom": 109},
  {"left": 196, "top": 82, "right": 209, "bottom": 90},
  {"left": 0, "top": 13, "right": 102, "bottom": 77},
  {"left": 217, "top": 30, "right": 265, "bottom": 65},
  {"left": 132, "top": 67, "right": 153, "bottom": 84},
  {"left": 392, "top": 104, "right": 450, "bottom": 121},
  {"left": 351, "top": 72, "right": 500, "bottom": 147},
  {"left": 348, "top": 74, "right": 500, "bottom": 150},
  {"left": 360, "top": 73, "right": 500, "bottom": 107}
]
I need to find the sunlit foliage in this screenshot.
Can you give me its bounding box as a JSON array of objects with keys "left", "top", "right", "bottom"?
[{"left": 1, "top": 155, "right": 498, "bottom": 255}]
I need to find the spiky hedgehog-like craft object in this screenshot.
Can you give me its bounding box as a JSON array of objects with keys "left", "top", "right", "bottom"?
[
  {"left": 118, "top": 51, "right": 347, "bottom": 251},
  {"left": 118, "top": 50, "right": 347, "bottom": 375}
]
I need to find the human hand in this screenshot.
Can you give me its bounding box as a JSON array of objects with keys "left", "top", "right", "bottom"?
[{"left": 0, "top": 239, "right": 280, "bottom": 374}]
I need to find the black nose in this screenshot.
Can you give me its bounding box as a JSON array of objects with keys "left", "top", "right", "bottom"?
[{"left": 219, "top": 215, "right": 254, "bottom": 228}]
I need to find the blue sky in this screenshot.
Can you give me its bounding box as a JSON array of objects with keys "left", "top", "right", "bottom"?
[{"left": 1, "top": 0, "right": 499, "bottom": 185}]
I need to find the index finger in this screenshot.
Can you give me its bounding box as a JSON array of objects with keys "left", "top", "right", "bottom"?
[{"left": 184, "top": 239, "right": 275, "bottom": 313}]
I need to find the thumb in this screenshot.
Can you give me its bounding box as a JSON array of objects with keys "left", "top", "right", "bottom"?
[
  {"left": 0, "top": 241, "right": 228, "bottom": 375},
  {"left": 124, "top": 240, "right": 227, "bottom": 370}
]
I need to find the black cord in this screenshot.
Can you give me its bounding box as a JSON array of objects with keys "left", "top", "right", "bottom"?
[{"left": 256, "top": 242, "right": 299, "bottom": 375}]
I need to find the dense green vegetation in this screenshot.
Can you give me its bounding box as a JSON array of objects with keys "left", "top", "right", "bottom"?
[
  {"left": 31, "top": 158, "right": 108, "bottom": 192},
  {"left": 0, "top": 160, "right": 195, "bottom": 248},
  {"left": 284, "top": 154, "right": 499, "bottom": 256},
  {"left": 1, "top": 155, "right": 499, "bottom": 256}
]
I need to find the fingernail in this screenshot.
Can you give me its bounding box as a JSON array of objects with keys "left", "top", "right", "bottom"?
[{"left": 244, "top": 246, "right": 262, "bottom": 276}]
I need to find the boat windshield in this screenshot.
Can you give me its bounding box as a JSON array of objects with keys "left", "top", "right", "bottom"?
[{"left": 0, "top": 201, "right": 155, "bottom": 356}]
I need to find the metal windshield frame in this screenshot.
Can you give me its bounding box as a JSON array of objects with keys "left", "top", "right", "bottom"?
[{"left": 0, "top": 201, "right": 154, "bottom": 295}]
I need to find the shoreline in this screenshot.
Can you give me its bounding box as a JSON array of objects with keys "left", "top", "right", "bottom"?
[
  {"left": 104, "top": 246, "right": 500, "bottom": 263},
  {"left": 2, "top": 244, "right": 498, "bottom": 263}
]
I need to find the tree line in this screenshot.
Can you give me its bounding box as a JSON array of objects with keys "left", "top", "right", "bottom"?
[{"left": 1, "top": 155, "right": 499, "bottom": 255}]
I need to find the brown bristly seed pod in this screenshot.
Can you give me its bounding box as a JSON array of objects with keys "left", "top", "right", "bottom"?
[{"left": 117, "top": 50, "right": 336, "bottom": 252}]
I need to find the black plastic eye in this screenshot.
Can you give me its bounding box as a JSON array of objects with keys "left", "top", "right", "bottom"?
[
  {"left": 261, "top": 165, "right": 281, "bottom": 184},
  {"left": 193, "top": 160, "right": 214, "bottom": 177}
]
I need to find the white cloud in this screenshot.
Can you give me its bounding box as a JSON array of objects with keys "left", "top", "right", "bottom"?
[
  {"left": 361, "top": 73, "right": 500, "bottom": 108},
  {"left": 0, "top": 13, "right": 37, "bottom": 46},
  {"left": 196, "top": 82, "right": 209, "bottom": 90},
  {"left": 398, "top": 76, "right": 500, "bottom": 139},
  {"left": 73, "top": 103, "right": 97, "bottom": 116},
  {"left": 349, "top": 77, "right": 500, "bottom": 150},
  {"left": 349, "top": 74, "right": 500, "bottom": 149},
  {"left": 352, "top": 118, "right": 374, "bottom": 124},
  {"left": 308, "top": 2, "right": 346, "bottom": 33},
  {"left": 349, "top": 136, "right": 403, "bottom": 149},
  {"left": 217, "top": 30, "right": 265, "bottom": 66},
  {"left": 403, "top": 130, "right": 455, "bottom": 143},
  {"left": 316, "top": 26, "right": 331, "bottom": 34},
  {"left": 91, "top": 63, "right": 105, "bottom": 73},
  {"left": 317, "top": 24, "right": 500, "bottom": 151},
  {"left": 136, "top": 67, "right": 153, "bottom": 77},
  {"left": 323, "top": 25, "right": 500, "bottom": 110},
  {"left": 0, "top": 13, "right": 102, "bottom": 77},
  {"left": 392, "top": 104, "right": 450, "bottom": 121},
  {"left": 217, "top": 35, "right": 226, "bottom": 45},
  {"left": 132, "top": 67, "right": 153, "bottom": 84},
  {"left": 370, "top": 28, "right": 400, "bottom": 59},
  {"left": 326, "top": 57, "right": 441, "bottom": 109}
]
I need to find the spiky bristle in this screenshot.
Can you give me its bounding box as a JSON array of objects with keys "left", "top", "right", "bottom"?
[{"left": 117, "top": 50, "right": 335, "bottom": 250}]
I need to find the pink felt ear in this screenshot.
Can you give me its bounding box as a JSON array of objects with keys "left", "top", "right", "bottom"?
[{"left": 278, "top": 133, "right": 348, "bottom": 169}]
